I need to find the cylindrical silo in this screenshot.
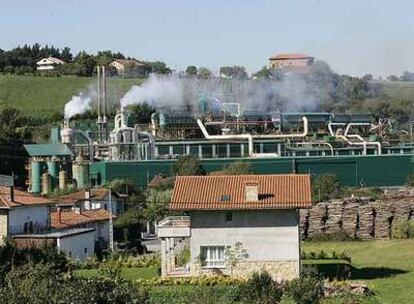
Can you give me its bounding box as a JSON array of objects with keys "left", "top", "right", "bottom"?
[
  {"left": 31, "top": 161, "right": 42, "bottom": 193},
  {"left": 47, "top": 160, "right": 59, "bottom": 190},
  {"left": 72, "top": 162, "right": 89, "bottom": 189},
  {"left": 59, "top": 170, "right": 67, "bottom": 191},
  {"left": 41, "top": 173, "right": 52, "bottom": 196}
]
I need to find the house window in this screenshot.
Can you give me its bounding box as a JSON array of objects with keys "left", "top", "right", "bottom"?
[
  {"left": 226, "top": 212, "right": 233, "bottom": 222},
  {"left": 84, "top": 248, "right": 88, "bottom": 254},
  {"left": 200, "top": 246, "right": 225, "bottom": 268}
]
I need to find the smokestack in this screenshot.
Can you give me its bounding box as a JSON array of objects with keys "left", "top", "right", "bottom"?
[
  {"left": 97, "top": 66, "right": 102, "bottom": 122},
  {"left": 102, "top": 65, "right": 107, "bottom": 122}
]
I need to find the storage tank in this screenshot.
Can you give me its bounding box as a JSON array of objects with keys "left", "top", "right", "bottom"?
[
  {"left": 41, "top": 173, "right": 52, "bottom": 195},
  {"left": 60, "top": 126, "right": 74, "bottom": 144},
  {"left": 31, "top": 161, "right": 42, "bottom": 193},
  {"left": 47, "top": 160, "right": 59, "bottom": 190},
  {"left": 72, "top": 162, "right": 89, "bottom": 189},
  {"left": 59, "top": 170, "right": 67, "bottom": 191}
]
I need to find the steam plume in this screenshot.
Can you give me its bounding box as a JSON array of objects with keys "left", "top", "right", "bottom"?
[{"left": 64, "top": 85, "right": 96, "bottom": 119}]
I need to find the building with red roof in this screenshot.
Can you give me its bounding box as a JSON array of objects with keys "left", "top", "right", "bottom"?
[
  {"left": 269, "top": 53, "right": 314, "bottom": 70},
  {"left": 158, "top": 174, "right": 312, "bottom": 280}
]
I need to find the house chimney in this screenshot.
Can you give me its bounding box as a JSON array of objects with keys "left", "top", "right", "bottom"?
[
  {"left": 245, "top": 182, "right": 259, "bottom": 202},
  {"left": 57, "top": 207, "right": 62, "bottom": 224},
  {"left": 8, "top": 186, "right": 14, "bottom": 202}
]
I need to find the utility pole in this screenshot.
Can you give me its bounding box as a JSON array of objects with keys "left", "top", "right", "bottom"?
[{"left": 108, "top": 189, "right": 114, "bottom": 252}]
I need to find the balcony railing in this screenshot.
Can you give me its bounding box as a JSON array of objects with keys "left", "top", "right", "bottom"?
[{"left": 157, "top": 216, "right": 190, "bottom": 238}]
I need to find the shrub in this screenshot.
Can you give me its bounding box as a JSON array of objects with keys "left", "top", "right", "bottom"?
[
  {"left": 285, "top": 267, "right": 324, "bottom": 304},
  {"left": 307, "top": 230, "right": 357, "bottom": 242},
  {"left": 406, "top": 175, "right": 414, "bottom": 187},
  {"left": 279, "top": 294, "right": 296, "bottom": 304},
  {"left": 392, "top": 220, "right": 414, "bottom": 239},
  {"left": 241, "top": 271, "right": 284, "bottom": 304},
  {"left": 312, "top": 174, "right": 343, "bottom": 202},
  {"left": 148, "top": 286, "right": 240, "bottom": 304}
]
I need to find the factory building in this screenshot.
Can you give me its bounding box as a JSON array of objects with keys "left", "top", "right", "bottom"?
[{"left": 269, "top": 53, "right": 314, "bottom": 70}]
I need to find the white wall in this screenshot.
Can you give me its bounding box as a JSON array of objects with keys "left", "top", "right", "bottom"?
[
  {"left": 8, "top": 206, "right": 49, "bottom": 235},
  {"left": 190, "top": 210, "right": 300, "bottom": 262},
  {"left": 57, "top": 231, "right": 95, "bottom": 260}
]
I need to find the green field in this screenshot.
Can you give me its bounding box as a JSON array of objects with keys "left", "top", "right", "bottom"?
[
  {"left": 0, "top": 75, "right": 144, "bottom": 117},
  {"left": 304, "top": 240, "right": 414, "bottom": 304}
]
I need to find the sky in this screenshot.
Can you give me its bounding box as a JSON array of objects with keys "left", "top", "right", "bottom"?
[{"left": 1, "top": 0, "right": 414, "bottom": 77}]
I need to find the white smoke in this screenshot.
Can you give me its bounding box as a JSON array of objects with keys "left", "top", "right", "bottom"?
[
  {"left": 120, "top": 74, "right": 184, "bottom": 109},
  {"left": 64, "top": 85, "right": 97, "bottom": 119},
  {"left": 119, "top": 65, "right": 336, "bottom": 114}
]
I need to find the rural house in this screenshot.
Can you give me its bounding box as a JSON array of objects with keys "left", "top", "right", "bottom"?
[
  {"left": 0, "top": 185, "right": 51, "bottom": 245},
  {"left": 36, "top": 57, "right": 65, "bottom": 71},
  {"left": 55, "top": 188, "right": 125, "bottom": 215},
  {"left": 158, "top": 174, "right": 312, "bottom": 280},
  {"left": 110, "top": 59, "right": 147, "bottom": 76},
  {"left": 269, "top": 53, "right": 314, "bottom": 70}
]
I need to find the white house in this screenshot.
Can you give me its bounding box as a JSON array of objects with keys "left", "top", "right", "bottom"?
[
  {"left": 36, "top": 57, "right": 65, "bottom": 71},
  {"left": 13, "top": 227, "right": 95, "bottom": 260},
  {"left": 158, "top": 174, "right": 312, "bottom": 280},
  {"left": 0, "top": 186, "right": 51, "bottom": 245},
  {"left": 0, "top": 183, "right": 113, "bottom": 260}
]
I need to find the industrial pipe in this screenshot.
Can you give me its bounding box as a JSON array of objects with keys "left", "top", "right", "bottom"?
[
  {"left": 197, "top": 119, "right": 254, "bottom": 157},
  {"left": 252, "top": 117, "right": 308, "bottom": 139}
]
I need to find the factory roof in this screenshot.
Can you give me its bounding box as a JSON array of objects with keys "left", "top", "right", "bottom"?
[
  {"left": 50, "top": 208, "right": 115, "bottom": 229},
  {"left": 269, "top": 53, "right": 313, "bottom": 60},
  {"left": 0, "top": 186, "right": 51, "bottom": 208},
  {"left": 24, "top": 144, "right": 73, "bottom": 157},
  {"left": 170, "top": 174, "right": 312, "bottom": 211},
  {"left": 54, "top": 189, "right": 124, "bottom": 206}
]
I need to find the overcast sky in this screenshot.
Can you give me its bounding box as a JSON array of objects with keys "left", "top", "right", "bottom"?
[{"left": 1, "top": 0, "right": 414, "bottom": 77}]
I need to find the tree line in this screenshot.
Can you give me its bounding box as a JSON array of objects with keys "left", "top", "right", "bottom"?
[{"left": 0, "top": 44, "right": 172, "bottom": 76}]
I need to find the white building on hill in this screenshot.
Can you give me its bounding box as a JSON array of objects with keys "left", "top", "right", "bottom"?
[{"left": 36, "top": 57, "right": 65, "bottom": 71}]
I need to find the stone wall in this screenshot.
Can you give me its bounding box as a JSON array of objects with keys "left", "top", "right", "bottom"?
[
  {"left": 300, "top": 191, "right": 414, "bottom": 240},
  {"left": 191, "top": 260, "right": 299, "bottom": 281}
]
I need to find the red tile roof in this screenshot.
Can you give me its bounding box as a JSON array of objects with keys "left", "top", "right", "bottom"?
[
  {"left": 0, "top": 186, "right": 50, "bottom": 208},
  {"left": 54, "top": 189, "right": 120, "bottom": 206},
  {"left": 170, "top": 174, "right": 312, "bottom": 211},
  {"left": 50, "top": 208, "right": 115, "bottom": 229},
  {"left": 269, "top": 53, "right": 313, "bottom": 60}
]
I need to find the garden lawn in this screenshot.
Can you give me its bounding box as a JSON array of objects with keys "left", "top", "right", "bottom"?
[
  {"left": 303, "top": 239, "right": 414, "bottom": 304},
  {"left": 75, "top": 266, "right": 159, "bottom": 280}
]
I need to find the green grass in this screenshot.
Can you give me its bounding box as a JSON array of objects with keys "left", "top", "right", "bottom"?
[
  {"left": 0, "top": 75, "right": 144, "bottom": 117},
  {"left": 75, "top": 266, "right": 159, "bottom": 280},
  {"left": 303, "top": 239, "right": 414, "bottom": 304}
]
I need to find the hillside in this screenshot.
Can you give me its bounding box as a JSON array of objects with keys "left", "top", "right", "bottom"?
[{"left": 0, "top": 75, "right": 144, "bottom": 118}]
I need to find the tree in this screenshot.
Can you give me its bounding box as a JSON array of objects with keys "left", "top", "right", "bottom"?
[
  {"left": 225, "top": 242, "right": 248, "bottom": 277},
  {"left": 197, "top": 67, "right": 212, "bottom": 79},
  {"left": 312, "top": 174, "right": 343, "bottom": 202},
  {"left": 172, "top": 155, "right": 205, "bottom": 176},
  {"left": 211, "top": 161, "right": 253, "bottom": 175},
  {"left": 126, "top": 102, "right": 156, "bottom": 124},
  {"left": 185, "top": 65, "right": 198, "bottom": 76},
  {"left": 60, "top": 47, "right": 73, "bottom": 62},
  {"left": 252, "top": 66, "right": 271, "bottom": 79},
  {"left": 149, "top": 61, "right": 171, "bottom": 74},
  {"left": 143, "top": 188, "right": 173, "bottom": 222},
  {"left": 387, "top": 75, "right": 399, "bottom": 81},
  {"left": 219, "top": 66, "right": 248, "bottom": 79}
]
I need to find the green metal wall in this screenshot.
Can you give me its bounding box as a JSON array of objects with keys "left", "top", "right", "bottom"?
[{"left": 90, "top": 154, "right": 414, "bottom": 188}]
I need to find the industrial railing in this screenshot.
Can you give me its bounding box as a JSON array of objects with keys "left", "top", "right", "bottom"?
[{"left": 158, "top": 216, "right": 190, "bottom": 228}]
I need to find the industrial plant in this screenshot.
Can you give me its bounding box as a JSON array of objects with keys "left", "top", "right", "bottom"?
[{"left": 24, "top": 66, "right": 414, "bottom": 194}]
